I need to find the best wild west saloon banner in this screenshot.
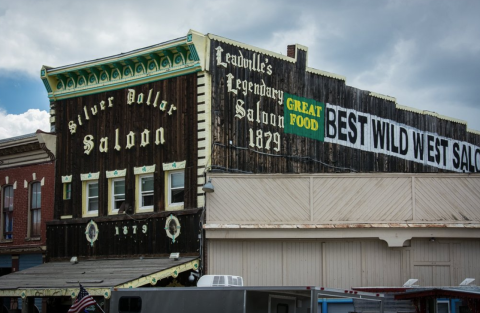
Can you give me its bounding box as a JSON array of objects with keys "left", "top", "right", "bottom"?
[{"left": 215, "top": 45, "right": 480, "bottom": 173}]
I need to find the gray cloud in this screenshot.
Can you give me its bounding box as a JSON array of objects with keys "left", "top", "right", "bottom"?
[{"left": 0, "top": 0, "right": 479, "bottom": 131}]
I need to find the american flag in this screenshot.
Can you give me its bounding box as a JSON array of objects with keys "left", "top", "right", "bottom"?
[{"left": 68, "top": 284, "right": 97, "bottom": 313}]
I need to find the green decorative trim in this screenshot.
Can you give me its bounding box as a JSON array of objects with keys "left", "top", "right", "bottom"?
[
  {"left": 137, "top": 56, "right": 148, "bottom": 71},
  {"left": 80, "top": 172, "right": 100, "bottom": 181},
  {"left": 89, "top": 75, "right": 96, "bottom": 84},
  {"left": 124, "top": 59, "right": 135, "bottom": 76},
  {"left": 106, "top": 168, "right": 127, "bottom": 178},
  {"left": 136, "top": 64, "right": 143, "bottom": 73},
  {"left": 47, "top": 65, "right": 201, "bottom": 101},
  {"left": 148, "top": 61, "right": 156, "bottom": 71},
  {"left": 162, "top": 160, "right": 186, "bottom": 171},
  {"left": 187, "top": 44, "right": 199, "bottom": 61},
  {"left": 124, "top": 67, "right": 131, "bottom": 76},
  {"left": 61, "top": 175, "right": 72, "bottom": 183},
  {"left": 78, "top": 77, "right": 85, "bottom": 86},
  {"left": 40, "top": 69, "right": 46, "bottom": 77},
  {"left": 134, "top": 164, "right": 156, "bottom": 175},
  {"left": 101, "top": 72, "right": 108, "bottom": 81},
  {"left": 161, "top": 58, "right": 169, "bottom": 67},
  {"left": 42, "top": 78, "right": 52, "bottom": 92},
  {"left": 57, "top": 74, "right": 68, "bottom": 89},
  {"left": 187, "top": 33, "right": 192, "bottom": 42},
  {"left": 90, "top": 67, "right": 100, "bottom": 80},
  {"left": 163, "top": 50, "right": 174, "bottom": 66},
  {"left": 112, "top": 70, "right": 119, "bottom": 79},
  {"left": 176, "top": 46, "right": 188, "bottom": 62},
  {"left": 149, "top": 53, "right": 161, "bottom": 68},
  {"left": 175, "top": 55, "right": 183, "bottom": 64},
  {"left": 67, "top": 79, "right": 74, "bottom": 88}
]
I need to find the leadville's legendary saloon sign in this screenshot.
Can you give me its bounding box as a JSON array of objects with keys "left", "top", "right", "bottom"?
[{"left": 216, "top": 45, "right": 480, "bottom": 173}]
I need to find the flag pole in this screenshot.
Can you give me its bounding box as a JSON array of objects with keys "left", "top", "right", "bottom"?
[{"left": 94, "top": 301, "right": 106, "bottom": 313}]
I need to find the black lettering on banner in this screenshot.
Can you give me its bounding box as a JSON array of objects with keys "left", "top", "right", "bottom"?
[
  {"left": 386, "top": 122, "right": 390, "bottom": 152},
  {"left": 400, "top": 127, "right": 408, "bottom": 156},
  {"left": 427, "top": 135, "right": 435, "bottom": 163},
  {"left": 326, "top": 107, "right": 336, "bottom": 139},
  {"left": 461, "top": 144, "right": 469, "bottom": 172},
  {"left": 440, "top": 139, "right": 448, "bottom": 167},
  {"left": 391, "top": 124, "right": 399, "bottom": 154},
  {"left": 435, "top": 137, "right": 441, "bottom": 165},
  {"left": 338, "top": 109, "right": 347, "bottom": 141},
  {"left": 358, "top": 115, "right": 368, "bottom": 146},
  {"left": 413, "top": 132, "right": 424, "bottom": 161},
  {"left": 469, "top": 146, "right": 476, "bottom": 173},
  {"left": 372, "top": 119, "right": 386, "bottom": 149},
  {"left": 475, "top": 148, "right": 480, "bottom": 172},
  {"left": 453, "top": 142, "right": 460, "bottom": 169},
  {"left": 348, "top": 112, "right": 357, "bottom": 144}
]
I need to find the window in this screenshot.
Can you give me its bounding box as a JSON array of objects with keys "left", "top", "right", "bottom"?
[
  {"left": 30, "top": 182, "right": 41, "bottom": 237},
  {"left": 2, "top": 185, "right": 13, "bottom": 240},
  {"left": 134, "top": 165, "right": 155, "bottom": 212},
  {"left": 112, "top": 179, "right": 125, "bottom": 212},
  {"left": 63, "top": 182, "right": 71, "bottom": 200},
  {"left": 81, "top": 172, "right": 100, "bottom": 217},
  {"left": 138, "top": 175, "right": 154, "bottom": 211},
  {"left": 169, "top": 171, "right": 184, "bottom": 205},
  {"left": 87, "top": 181, "right": 99, "bottom": 213},
  {"left": 165, "top": 170, "right": 184, "bottom": 211},
  {"left": 119, "top": 297, "right": 142, "bottom": 313}
]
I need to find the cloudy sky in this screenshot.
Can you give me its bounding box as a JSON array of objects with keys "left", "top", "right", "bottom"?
[{"left": 1, "top": 0, "right": 479, "bottom": 139}]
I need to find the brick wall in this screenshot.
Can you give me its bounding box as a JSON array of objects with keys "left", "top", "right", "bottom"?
[{"left": 0, "top": 162, "right": 55, "bottom": 248}]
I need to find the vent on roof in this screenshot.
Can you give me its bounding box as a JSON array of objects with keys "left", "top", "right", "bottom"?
[{"left": 197, "top": 275, "right": 244, "bottom": 287}]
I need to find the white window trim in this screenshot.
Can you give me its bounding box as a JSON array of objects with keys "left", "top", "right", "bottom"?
[
  {"left": 137, "top": 174, "right": 154, "bottom": 212},
  {"left": 166, "top": 170, "right": 184, "bottom": 211},
  {"left": 84, "top": 180, "right": 99, "bottom": 217},
  {"left": 111, "top": 178, "right": 125, "bottom": 214}
]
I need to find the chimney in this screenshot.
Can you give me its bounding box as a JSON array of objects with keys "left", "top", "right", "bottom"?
[{"left": 287, "top": 45, "right": 296, "bottom": 58}]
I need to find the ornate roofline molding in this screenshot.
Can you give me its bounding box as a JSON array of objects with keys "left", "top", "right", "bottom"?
[{"left": 40, "top": 30, "right": 208, "bottom": 101}]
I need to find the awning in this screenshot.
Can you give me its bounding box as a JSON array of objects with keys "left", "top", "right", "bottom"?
[
  {"left": 0, "top": 257, "right": 199, "bottom": 299},
  {"left": 394, "top": 287, "right": 480, "bottom": 300}
]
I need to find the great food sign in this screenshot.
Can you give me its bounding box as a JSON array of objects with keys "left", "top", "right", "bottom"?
[{"left": 216, "top": 45, "right": 480, "bottom": 173}]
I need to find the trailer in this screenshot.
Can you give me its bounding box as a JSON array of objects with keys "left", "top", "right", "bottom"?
[{"left": 109, "top": 286, "right": 385, "bottom": 313}]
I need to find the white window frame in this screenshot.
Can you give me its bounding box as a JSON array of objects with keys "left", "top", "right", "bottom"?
[
  {"left": 86, "top": 181, "right": 99, "bottom": 215},
  {"left": 166, "top": 170, "right": 184, "bottom": 211},
  {"left": 111, "top": 178, "right": 125, "bottom": 214},
  {"left": 137, "top": 174, "right": 154, "bottom": 212}
]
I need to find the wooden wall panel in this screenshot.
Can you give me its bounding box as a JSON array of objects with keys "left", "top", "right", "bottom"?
[
  {"left": 207, "top": 176, "right": 309, "bottom": 223},
  {"left": 415, "top": 177, "right": 480, "bottom": 221},
  {"left": 324, "top": 241, "right": 363, "bottom": 288},
  {"left": 47, "top": 209, "right": 202, "bottom": 261},
  {"left": 313, "top": 176, "right": 412, "bottom": 222},
  {"left": 209, "top": 39, "right": 480, "bottom": 174},
  {"left": 283, "top": 241, "right": 323, "bottom": 286},
  {"left": 207, "top": 238, "right": 480, "bottom": 288},
  {"left": 54, "top": 73, "right": 198, "bottom": 219},
  {"left": 206, "top": 174, "right": 479, "bottom": 224},
  {"left": 363, "top": 241, "right": 402, "bottom": 287},
  {"left": 242, "top": 241, "right": 283, "bottom": 286}
]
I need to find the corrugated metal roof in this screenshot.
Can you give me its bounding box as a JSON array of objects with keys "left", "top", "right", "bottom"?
[
  {"left": 0, "top": 257, "right": 199, "bottom": 298},
  {"left": 0, "top": 133, "right": 36, "bottom": 144}
]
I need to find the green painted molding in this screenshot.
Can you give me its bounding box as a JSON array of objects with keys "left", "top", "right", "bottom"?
[{"left": 39, "top": 31, "right": 208, "bottom": 100}]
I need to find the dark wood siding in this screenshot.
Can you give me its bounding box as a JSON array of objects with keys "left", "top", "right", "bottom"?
[
  {"left": 50, "top": 73, "right": 199, "bottom": 260},
  {"left": 46, "top": 209, "right": 201, "bottom": 261},
  {"left": 209, "top": 39, "right": 480, "bottom": 174}
]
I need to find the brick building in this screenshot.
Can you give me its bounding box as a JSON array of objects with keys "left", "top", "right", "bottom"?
[{"left": 0, "top": 131, "right": 56, "bottom": 312}]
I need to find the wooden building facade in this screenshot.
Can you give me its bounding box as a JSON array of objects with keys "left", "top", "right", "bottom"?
[
  {"left": 0, "top": 131, "right": 56, "bottom": 312},
  {"left": 1, "top": 30, "right": 480, "bottom": 312},
  {"left": 203, "top": 34, "right": 480, "bottom": 290}
]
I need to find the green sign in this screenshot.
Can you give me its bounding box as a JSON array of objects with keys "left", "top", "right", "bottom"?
[{"left": 284, "top": 93, "right": 325, "bottom": 141}]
